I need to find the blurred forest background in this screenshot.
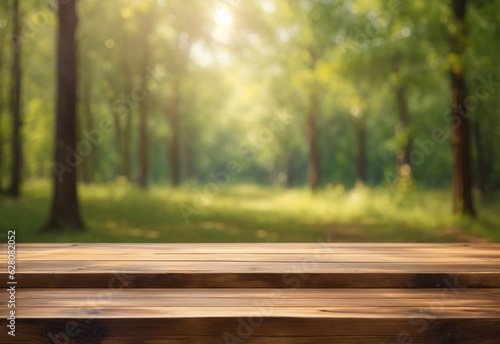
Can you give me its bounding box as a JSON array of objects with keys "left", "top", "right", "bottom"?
[{"left": 0, "top": 0, "right": 499, "bottom": 243}]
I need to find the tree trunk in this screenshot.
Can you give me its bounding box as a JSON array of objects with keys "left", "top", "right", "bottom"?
[
  {"left": 168, "top": 77, "right": 181, "bottom": 187},
  {"left": 8, "top": 0, "right": 22, "bottom": 198},
  {"left": 450, "top": 0, "right": 475, "bottom": 216},
  {"left": 184, "top": 126, "right": 195, "bottom": 181},
  {"left": 80, "top": 76, "right": 95, "bottom": 184},
  {"left": 113, "top": 109, "right": 123, "bottom": 177},
  {"left": 307, "top": 89, "right": 319, "bottom": 190},
  {"left": 137, "top": 53, "right": 150, "bottom": 188},
  {"left": 355, "top": 114, "right": 367, "bottom": 183},
  {"left": 391, "top": 49, "right": 412, "bottom": 175},
  {"left": 471, "top": 120, "right": 494, "bottom": 195},
  {"left": 0, "top": 23, "right": 5, "bottom": 191},
  {"left": 286, "top": 155, "right": 294, "bottom": 188},
  {"left": 137, "top": 99, "right": 148, "bottom": 187},
  {"left": 45, "top": 0, "right": 84, "bottom": 231},
  {"left": 395, "top": 85, "right": 412, "bottom": 169},
  {"left": 123, "top": 65, "right": 132, "bottom": 182}
]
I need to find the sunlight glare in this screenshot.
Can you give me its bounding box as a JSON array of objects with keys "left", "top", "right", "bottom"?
[
  {"left": 214, "top": 6, "right": 233, "bottom": 28},
  {"left": 350, "top": 106, "right": 362, "bottom": 118},
  {"left": 212, "top": 5, "right": 234, "bottom": 44}
]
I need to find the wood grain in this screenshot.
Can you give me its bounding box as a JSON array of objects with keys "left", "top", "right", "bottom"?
[
  {"left": 2, "top": 243, "right": 500, "bottom": 288},
  {"left": 1, "top": 243, "right": 499, "bottom": 343},
  {"left": 2, "top": 287, "right": 500, "bottom": 341}
]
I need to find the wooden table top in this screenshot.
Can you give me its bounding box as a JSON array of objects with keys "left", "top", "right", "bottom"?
[
  {"left": 1, "top": 243, "right": 500, "bottom": 343},
  {"left": 3, "top": 243, "right": 500, "bottom": 288}
]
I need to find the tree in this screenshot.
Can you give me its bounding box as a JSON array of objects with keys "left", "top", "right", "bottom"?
[
  {"left": 8, "top": 0, "right": 22, "bottom": 198},
  {"left": 0, "top": 2, "right": 7, "bottom": 191},
  {"left": 137, "top": 7, "right": 154, "bottom": 188},
  {"left": 158, "top": 0, "right": 211, "bottom": 187},
  {"left": 284, "top": 0, "right": 336, "bottom": 190},
  {"left": 391, "top": 48, "right": 412, "bottom": 175},
  {"left": 79, "top": 66, "right": 96, "bottom": 184},
  {"left": 449, "top": 0, "right": 475, "bottom": 216},
  {"left": 468, "top": 0, "right": 500, "bottom": 196},
  {"left": 44, "top": 0, "right": 84, "bottom": 231}
]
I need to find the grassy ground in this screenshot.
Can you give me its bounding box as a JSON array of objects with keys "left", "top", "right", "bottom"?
[{"left": 0, "top": 180, "right": 499, "bottom": 243}]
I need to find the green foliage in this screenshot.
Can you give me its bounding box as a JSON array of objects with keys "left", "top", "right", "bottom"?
[
  {"left": 393, "top": 171, "right": 417, "bottom": 205},
  {"left": 0, "top": 0, "right": 499, "bottom": 229}
]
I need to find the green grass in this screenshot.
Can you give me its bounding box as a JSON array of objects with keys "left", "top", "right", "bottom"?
[{"left": 1, "top": 180, "right": 499, "bottom": 243}]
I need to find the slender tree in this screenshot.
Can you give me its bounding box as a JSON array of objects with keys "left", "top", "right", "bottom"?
[
  {"left": 80, "top": 70, "right": 95, "bottom": 184},
  {"left": 0, "top": 6, "right": 5, "bottom": 191},
  {"left": 450, "top": 0, "right": 475, "bottom": 216},
  {"left": 45, "top": 0, "right": 84, "bottom": 231},
  {"left": 391, "top": 49, "right": 412, "bottom": 175},
  {"left": 122, "top": 62, "right": 133, "bottom": 181},
  {"left": 137, "top": 8, "right": 154, "bottom": 188},
  {"left": 306, "top": 85, "right": 319, "bottom": 190},
  {"left": 168, "top": 76, "right": 181, "bottom": 187},
  {"left": 354, "top": 112, "right": 367, "bottom": 183},
  {"left": 8, "top": 0, "right": 22, "bottom": 198}
]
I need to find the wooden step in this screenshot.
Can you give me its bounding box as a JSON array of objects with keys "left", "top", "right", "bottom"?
[
  {"left": 2, "top": 288, "right": 500, "bottom": 343},
  {"left": 5, "top": 243, "right": 500, "bottom": 288}
]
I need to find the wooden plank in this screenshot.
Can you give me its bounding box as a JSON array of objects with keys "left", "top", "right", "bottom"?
[
  {"left": 12, "top": 260, "right": 500, "bottom": 272},
  {"left": 6, "top": 243, "right": 499, "bottom": 287},
  {"left": 10, "top": 271, "right": 500, "bottom": 288},
  {"left": 1, "top": 243, "right": 500, "bottom": 343},
  {"left": 11, "top": 288, "right": 500, "bottom": 308},
  {"left": 11, "top": 242, "right": 500, "bottom": 254},
  {"left": 5, "top": 287, "right": 500, "bottom": 343},
  {"left": 5, "top": 257, "right": 499, "bottom": 287},
  {"left": 16, "top": 252, "right": 500, "bottom": 263},
  {"left": 4, "top": 288, "right": 500, "bottom": 316},
  {"left": 12, "top": 242, "right": 500, "bottom": 248},
  {"left": 15, "top": 288, "right": 500, "bottom": 300},
  {"left": 2, "top": 318, "right": 499, "bottom": 344}
]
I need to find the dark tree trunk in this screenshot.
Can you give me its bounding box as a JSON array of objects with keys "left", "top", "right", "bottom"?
[
  {"left": 0, "top": 23, "right": 5, "bottom": 191},
  {"left": 136, "top": 9, "right": 155, "bottom": 188},
  {"left": 307, "top": 89, "right": 319, "bottom": 190},
  {"left": 45, "top": 0, "right": 84, "bottom": 231},
  {"left": 137, "top": 97, "right": 148, "bottom": 187},
  {"left": 123, "top": 111, "right": 132, "bottom": 181},
  {"left": 395, "top": 85, "right": 412, "bottom": 168},
  {"left": 137, "top": 50, "right": 150, "bottom": 188},
  {"left": 123, "top": 65, "right": 132, "bottom": 182},
  {"left": 8, "top": 0, "right": 22, "bottom": 198},
  {"left": 168, "top": 77, "right": 181, "bottom": 187},
  {"left": 184, "top": 126, "right": 195, "bottom": 180},
  {"left": 355, "top": 114, "right": 367, "bottom": 183},
  {"left": 450, "top": 0, "right": 475, "bottom": 216},
  {"left": 391, "top": 49, "right": 412, "bottom": 175},
  {"left": 113, "top": 108, "right": 124, "bottom": 176},
  {"left": 80, "top": 76, "right": 95, "bottom": 184},
  {"left": 471, "top": 120, "right": 494, "bottom": 195}
]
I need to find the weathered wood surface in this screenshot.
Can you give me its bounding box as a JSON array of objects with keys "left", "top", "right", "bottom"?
[
  {"left": 3, "top": 243, "right": 500, "bottom": 288},
  {"left": 1, "top": 243, "right": 499, "bottom": 343},
  {"left": 2, "top": 289, "right": 500, "bottom": 343},
  {"left": 5, "top": 318, "right": 500, "bottom": 343}
]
